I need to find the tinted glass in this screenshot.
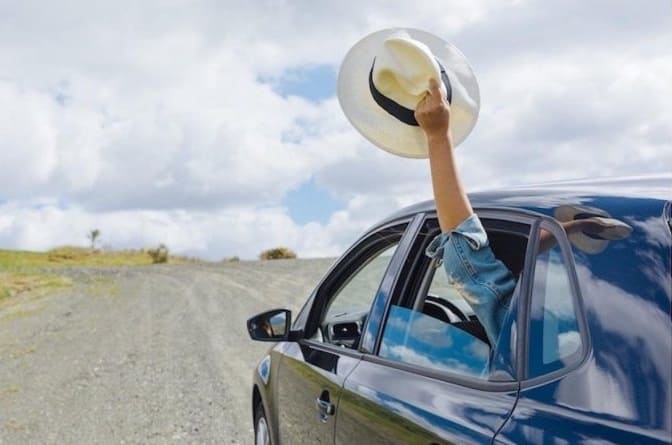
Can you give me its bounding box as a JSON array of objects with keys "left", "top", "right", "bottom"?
[
  {"left": 315, "top": 241, "right": 401, "bottom": 348},
  {"left": 376, "top": 220, "right": 529, "bottom": 381},
  {"left": 379, "top": 305, "right": 490, "bottom": 378},
  {"left": 528, "top": 230, "right": 583, "bottom": 377},
  {"left": 324, "top": 244, "right": 398, "bottom": 320}
]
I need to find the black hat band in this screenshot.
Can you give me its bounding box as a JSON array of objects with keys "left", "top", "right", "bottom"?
[{"left": 368, "top": 58, "right": 452, "bottom": 127}]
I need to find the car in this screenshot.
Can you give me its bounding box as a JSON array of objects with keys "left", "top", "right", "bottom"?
[{"left": 246, "top": 174, "right": 671, "bottom": 445}]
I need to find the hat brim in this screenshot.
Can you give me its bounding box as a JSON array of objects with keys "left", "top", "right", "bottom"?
[
  {"left": 337, "top": 28, "right": 480, "bottom": 158},
  {"left": 554, "top": 205, "right": 632, "bottom": 254}
]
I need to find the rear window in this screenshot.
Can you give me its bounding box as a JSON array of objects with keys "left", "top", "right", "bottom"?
[{"left": 528, "top": 224, "right": 584, "bottom": 378}]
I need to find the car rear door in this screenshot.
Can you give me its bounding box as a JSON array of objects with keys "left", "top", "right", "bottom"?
[
  {"left": 334, "top": 211, "right": 533, "bottom": 444},
  {"left": 275, "top": 215, "right": 422, "bottom": 445},
  {"left": 495, "top": 209, "right": 672, "bottom": 444}
]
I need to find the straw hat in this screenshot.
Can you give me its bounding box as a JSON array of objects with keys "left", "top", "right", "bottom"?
[
  {"left": 337, "top": 28, "right": 480, "bottom": 158},
  {"left": 554, "top": 205, "right": 633, "bottom": 254}
]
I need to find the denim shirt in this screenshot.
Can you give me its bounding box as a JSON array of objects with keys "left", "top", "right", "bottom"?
[{"left": 426, "top": 214, "right": 516, "bottom": 346}]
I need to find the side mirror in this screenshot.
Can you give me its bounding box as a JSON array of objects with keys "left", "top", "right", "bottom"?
[{"left": 247, "top": 309, "right": 292, "bottom": 342}]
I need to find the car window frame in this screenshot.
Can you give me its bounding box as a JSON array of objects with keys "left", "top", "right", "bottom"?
[
  {"left": 360, "top": 208, "right": 542, "bottom": 392},
  {"left": 299, "top": 213, "right": 424, "bottom": 358},
  {"left": 295, "top": 206, "right": 592, "bottom": 390},
  {"left": 519, "top": 216, "right": 592, "bottom": 388}
]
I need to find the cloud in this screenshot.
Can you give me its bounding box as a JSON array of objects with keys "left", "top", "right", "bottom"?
[
  {"left": 0, "top": 193, "right": 390, "bottom": 259},
  {"left": 383, "top": 344, "right": 443, "bottom": 370},
  {"left": 0, "top": 0, "right": 669, "bottom": 258}
]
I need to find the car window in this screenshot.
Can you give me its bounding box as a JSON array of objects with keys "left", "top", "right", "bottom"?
[
  {"left": 376, "top": 218, "right": 529, "bottom": 381},
  {"left": 427, "top": 268, "right": 475, "bottom": 320},
  {"left": 312, "top": 227, "right": 404, "bottom": 348},
  {"left": 379, "top": 304, "right": 491, "bottom": 378},
  {"left": 528, "top": 226, "right": 583, "bottom": 378},
  {"left": 324, "top": 244, "right": 398, "bottom": 320}
]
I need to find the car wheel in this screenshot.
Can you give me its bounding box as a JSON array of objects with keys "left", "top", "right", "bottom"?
[{"left": 254, "top": 402, "right": 271, "bottom": 445}]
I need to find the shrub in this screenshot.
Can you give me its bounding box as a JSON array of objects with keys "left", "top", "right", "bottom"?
[
  {"left": 147, "top": 244, "right": 169, "bottom": 264},
  {"left": 259, "top": 247, "right": 297, "bottom": 260}
]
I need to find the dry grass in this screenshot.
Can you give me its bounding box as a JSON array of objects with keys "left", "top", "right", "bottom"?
[
  {"left": 0, "top": 246, "right": 198, "bottom": 269},
  {"left": 0, "top": 276, "right": 63, "bottom": 322},
  {"left": 0, "top": 271, "right": 72, "bottom": 311},
  {"left": 0, "top": 246, "right": 200, "bottom": 307},
  {"left": 46, "top": 247, "right": 156, "bottom": 266}
]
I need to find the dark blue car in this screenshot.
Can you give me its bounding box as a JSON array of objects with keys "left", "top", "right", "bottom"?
[{"left": 247, "top": 175, "right": 671, "bottom": 445}]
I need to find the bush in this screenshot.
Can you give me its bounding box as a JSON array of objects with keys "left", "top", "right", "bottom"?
[
  {"left": 147, "top": 244, "right": 169, "bottom": 264},
  {"left": 259, "top": 247, "right": 297, "bottom": 260}
]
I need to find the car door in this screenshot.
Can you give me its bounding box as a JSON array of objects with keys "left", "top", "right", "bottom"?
[
  {"left": 495, "top": 214, "right": 672, "bottom": 444},
  {"left": 275, "top": 215, "right": 423, "bottom": 445},
  {"left": 334, "top": 211, "right": 534, "bottom": 444}
]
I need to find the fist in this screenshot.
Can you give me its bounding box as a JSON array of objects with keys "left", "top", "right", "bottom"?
[{"left": 414, "top": 78, "right": 451, "bottom": 139}]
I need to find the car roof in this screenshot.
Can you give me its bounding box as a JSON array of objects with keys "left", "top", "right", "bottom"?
[{"left": 378, "top": 173, "right": 671, "bottom": 226}]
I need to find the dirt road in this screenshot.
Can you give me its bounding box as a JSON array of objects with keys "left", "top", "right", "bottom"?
[{"left": 0, "top": 259, "right": 334, "bottom": 444}]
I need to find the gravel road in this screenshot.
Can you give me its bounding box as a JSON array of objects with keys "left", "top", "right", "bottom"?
[{"left": 0, "top": 259, "right": 335, "bottom": 444}]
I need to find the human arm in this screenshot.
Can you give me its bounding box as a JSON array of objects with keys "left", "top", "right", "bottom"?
[
  {"left": 417, "top": 78, "right": 515, "bottom": 345},
  {"left": 539, "top": 228, "right": 560, "bottom": 253},
  {"left": 415, "top": 78, "right": 472, "bottom": 232}
]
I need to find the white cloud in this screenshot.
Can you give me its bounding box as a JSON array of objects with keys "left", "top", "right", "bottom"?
[
  {"left": 459, "top": 49, "right": 672, "bottom": 189},
  {"left": 384, "top": 344, "right": 441, "bottom": 370},
  {"left": 0, "top": 0, "right": 669, "bottom": 258},
  {"left": 0, "top": 195, "right": 385, "bottom": 260}
]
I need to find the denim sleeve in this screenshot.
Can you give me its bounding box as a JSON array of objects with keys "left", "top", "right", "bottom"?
[{"left": 426, "top": 214, "right": 516, "bottom": 345}]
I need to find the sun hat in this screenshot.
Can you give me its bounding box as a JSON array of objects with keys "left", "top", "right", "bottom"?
[
  {"left": 554, "top": 205, "right": 633, "bottom": 254},
  {"left": 337, "top": 28, "right": 480, "bottom": 158}
]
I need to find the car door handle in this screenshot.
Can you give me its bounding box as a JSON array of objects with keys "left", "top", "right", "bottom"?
[{"left": 315, "top": 397, "right": 335, "bottom": 423}]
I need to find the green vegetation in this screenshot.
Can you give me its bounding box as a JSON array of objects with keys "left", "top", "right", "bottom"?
[
  {"left": 0, "top": 270, "right": 72, "bottom": 308},
  {"left": 0, "top": 271, "right": 72, "bottom": 298},
  {"left": 147, "top": 244, "right": 169, "bottom": 264},
  {"left": 46, "top": 246, "right": 156, "bottom": 266},
  {"left": 0, "top": 245, "right": 196, "bottom": 307},
  {"left": 259, "top": 247, "right": 297, "bottom": 260},
  {"left": 0, "top": 246, "right": 196, "bottom": 269}
]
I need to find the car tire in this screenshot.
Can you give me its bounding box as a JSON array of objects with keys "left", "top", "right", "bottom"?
[{"left": 254, "top": 402, "right": 271, "bottom": 445}]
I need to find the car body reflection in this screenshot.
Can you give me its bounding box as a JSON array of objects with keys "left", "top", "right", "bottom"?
[
  {"left": 379, "top": 305, "right": 490, "bottom": 378},
  {"left": 497, "top": 186, "right": 671, "bottom": 443}
]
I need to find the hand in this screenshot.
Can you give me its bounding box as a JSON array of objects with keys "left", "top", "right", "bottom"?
[{"left": 415, "top": 78, "right": 451, "bottom": 141}]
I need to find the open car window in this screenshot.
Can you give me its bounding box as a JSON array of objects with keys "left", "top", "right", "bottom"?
[{"left": 376, "top": 214, "right": 531, "bottom": 381}]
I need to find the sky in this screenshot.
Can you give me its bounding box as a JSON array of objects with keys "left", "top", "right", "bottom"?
[{"left": 0, "top": 0, "right": 670, "bottom": 260}]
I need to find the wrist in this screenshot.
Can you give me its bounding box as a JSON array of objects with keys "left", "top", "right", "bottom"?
[{"left": 426, "top": 130, "right": 452, "bottom": 146}]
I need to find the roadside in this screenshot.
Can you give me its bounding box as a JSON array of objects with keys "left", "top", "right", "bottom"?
[{"left": 0, "top": 259, "right": 334, "bottom": 444}]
